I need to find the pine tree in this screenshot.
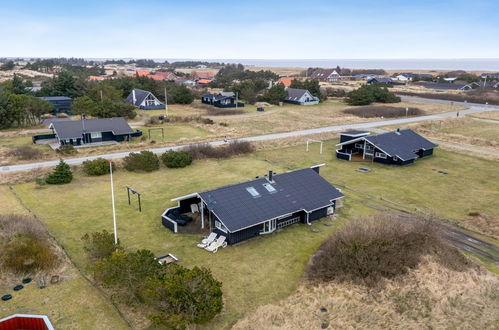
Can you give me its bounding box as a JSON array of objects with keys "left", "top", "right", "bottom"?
[{"left": 46, "top": 160, "right": 73, "bottom": 184}]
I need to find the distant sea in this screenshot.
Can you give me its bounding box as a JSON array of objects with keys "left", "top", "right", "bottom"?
[{"left": 164, "top": 58, "right": 499, "bottom": 71}]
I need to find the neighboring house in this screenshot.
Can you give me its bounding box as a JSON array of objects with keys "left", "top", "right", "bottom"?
[
  {"left": 277, "top": 77, "right": 294, "bottom": 87},
  {"left": 42, "top": 117, "right": 135, "bottom": 146},
  {"left": 193, "top": 72, "right": 215, "bottom": 80},
  {"left": 310, "top": 69, "right": 341, "bottom": 82},
  {"left": 38, "top": 96, "right": 73, "bottom": 114},
  {"left": 147, "top": 71, "right": 178, "bottom": 81},
  {"left": 175, "top": 79, "right": 196, "bottom": 87},
  {"left": 352, "top": 74, "right": 378, "bottom": 80},
  {"left": 422, "top": 82, "right": 467, "bottom": 90},
  {"left": 162, "top": 166, "right": 344, "bottom": 245},
  {"left": 336, "top": 129, "right": 437, "bottom": 166},
  {"left": 201, "top": 92, "right": 244, "bottom": 108},
  {"left": 87, "top": 75, "right": 108, "bottom": 81},
  {"left": 367, "top": 77, "right": 405, "bottom": 86},
  {"left": 480, "top": 72, "right": 499, "bottom": 79},
  {"left": 283, "top": 88, "right": 320, "bottom": 105},
  {"left": 197, "top": 79, "right": 212, "bottom": 85},
  {"left": 0, "top": 314, "right": 54, "bottom": 330},
  {"left": 461, "top": 82, "right": 481, "bottom": 90},
  {"left": 125, "top": 88, "right": 165, "bottom": 110},
  {"left": 135, "top": 70, "right": 151, "bottom": 77}
]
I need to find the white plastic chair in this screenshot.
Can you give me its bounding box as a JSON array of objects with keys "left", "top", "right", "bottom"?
[
  {"left": 197, "top": 232, "right": 217, "bottom": 249},
  {"left": 205, "top": 235, "right": 227, "bottom": 253},
  {"left": 190, "top": 203, "right": 199, "bottom": 213}
]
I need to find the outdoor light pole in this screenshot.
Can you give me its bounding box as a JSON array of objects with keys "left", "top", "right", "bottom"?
[
  {"left": 164, "top": 87, "right": 168, "bottom": 117},
  {"left": 110, "top": 161, "right": 118, "bottom": 245}
]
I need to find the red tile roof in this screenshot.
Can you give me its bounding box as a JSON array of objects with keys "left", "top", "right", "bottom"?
[
  {"left": 136, "top": 70, "right": 151, "bottom": 77},
  {"left": 278, "top": 77, "right": 294, "bottom": 87}
]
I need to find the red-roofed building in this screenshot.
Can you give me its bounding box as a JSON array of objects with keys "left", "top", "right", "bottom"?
[
  {"left": 197, "top": 79, "right": 212, "bottom": 84},
  {"left": 88, "top": 75, "right": 107, "bottom": 81},
  {"left": 147, "top": 71, "right": 178, "bottom": 81},
  {"left": 136, "top": 70, "right": 151, "bottom": 77},
  {"left": 193, "top": 72, "right": 216, "bottom": 80},
  {"left": 277, "top": 77, "right": 294, "bottom": 87},
  {"left": 0, "top": 314, "right": 54, "bottom": 330}
]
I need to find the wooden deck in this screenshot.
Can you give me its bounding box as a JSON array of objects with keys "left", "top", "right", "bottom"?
[
  {"left": 177, "top": 212, "right": 211, "bottom": 235},
  {"left": 350, "top": 154, "right": 373, "bottom": 162}
]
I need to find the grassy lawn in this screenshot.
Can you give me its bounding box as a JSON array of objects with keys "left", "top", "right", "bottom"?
[
  {"left": 8, "top": 139, "right": 499, "bottom": 328},
  {"left": 0, "top": 135, "right": 49, "bottom": 150},
  {"left": 133, "top": 124, "right": 213, "bottom": 143},
  {"left": 0, "top": 186, "right": 129, "bottom": 329},
  {"left": 470, "top": 110, "right": 499, "bottom": 121},
  {"left": 438, "top": 119, "right": 499, "bottom": 143}
]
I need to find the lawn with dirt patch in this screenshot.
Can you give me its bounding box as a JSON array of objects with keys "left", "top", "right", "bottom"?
[{"left": 7, "top": 139, "right": 499, "bottom": 328}]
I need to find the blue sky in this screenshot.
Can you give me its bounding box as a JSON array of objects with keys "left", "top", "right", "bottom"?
[{"left": 1, "top": 0, "right": 498, "bottom": 59}]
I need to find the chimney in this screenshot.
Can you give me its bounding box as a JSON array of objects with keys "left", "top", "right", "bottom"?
[
  {"left": 132, "top": 89, "right": 136, "bottom": 105},
  {"left": 267, "top": 170, "right": 274, "bottom": 183}
]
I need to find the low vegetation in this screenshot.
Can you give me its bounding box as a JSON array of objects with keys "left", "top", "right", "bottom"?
[
  {"left": 82, "top": 158, "right": 115, "bottom": 176},
  {"left": 6, "top": 146, "right": 42, "bottom": 160},
  {"left": 45, "top": 160, "right": 73, "bottom": 184},
  {"left": 344, "top": 105, "right": 424, "bottom": 118},
  {"left": 161, "top": 150, "right": 193, "bottom": 168},
  {"left": 81, "top": 230, "right": 121, "bottom": 261},
  {"left": 185, "top": 141, "right": 254, "bottom": 159},
  {"left": 56, "top": 144, "right": 77, "bottom": 155},
  {"left": 0, "top": 214, "right": 59, "bottom": 274},
  {"left": 398, "top": 90, "right": 499, "bottom": 105},
  {"left": 306, "top": 214, "right": 469, "bottom": 287},
  {"left": 346, "top": 85, "right": 401, "bottom": 105},
  {"left": 86, "top": 231, "right": 223, "bottom": 329},
  {"left": 205, "top": 108, "right": 245, "bottom": 116},
  {"left": 123, "top": 150, "right": 160, "bottom": 172}
]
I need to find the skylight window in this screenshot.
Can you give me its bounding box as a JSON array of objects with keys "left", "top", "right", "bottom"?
[
  {"left": 262, "top": 183, "right": 277, "bottom": 193},
  {"left": 246, "top": 186, "right": 260, "bottom": 197}
]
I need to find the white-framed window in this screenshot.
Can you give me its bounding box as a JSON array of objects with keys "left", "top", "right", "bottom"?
[
  {"left": 277, "top": 216, "right": 300, "bottom": 229},
  {"left": 262, "top": 183, "right": 276, "bottom": 193},
  {"left": 375, "top": 152, "right": 387, "bottom": 159},
  {"left": 246, "top": 186, "right": 260, "bottom": 197},
  {"left": 90, "top": 132, "right": 102, "bottom": 139},
  {"left": 215, "top": 220, "right": 227, "bottom": 233},
  {"left": 366, "top": 145, "right": 374, "bottom": 151}
]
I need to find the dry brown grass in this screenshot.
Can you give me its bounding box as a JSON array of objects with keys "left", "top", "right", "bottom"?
[
  {"left": 459, "top": 214, "right": 499, "bottom": 240},
  {"left": 344, "top": 105, "right": 424, "bottom": 118},
  {"left": 233, "top": 258, "right": 498, "bottom": 330}
]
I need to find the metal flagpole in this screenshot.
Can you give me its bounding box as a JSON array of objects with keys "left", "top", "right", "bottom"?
[
  {"left": 110, "top": 161, "right": 118, "bottom": 245},
  {"left": 164, "top": 87, "right": 168, "bottom": 117}
]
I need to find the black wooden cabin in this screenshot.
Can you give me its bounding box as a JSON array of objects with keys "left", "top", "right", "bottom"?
[
  {"left": 336, "top": 129, "right": 437, "bottom": 165},
  {"left": 162, "top": 166, "right": 344, "bottom": 245}
]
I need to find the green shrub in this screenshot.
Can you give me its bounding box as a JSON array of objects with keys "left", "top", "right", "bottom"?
[
  {"left": 92, "top": 248, "right": 223, "bottom": 329},
  {"left": 161, "top": 151, "right": 193, "bottom": 168},
  {"left": 82, "top": 158, "right": 115, "bottom": 176},
  {"left": 3, "top": 235, "right": 58, "bottom": 273},
  {"left": 56, "top": 144, "right": 77, "bottom": 155},
  {"left": 143, "top": 264, "right": 223, "bottom": 329},
  {"left": 82, "top": 230, "right": 121, "bottom": 261},
  {"left": 346, "top": 85, "right": 401, "bottom": 106},
  {"left": 46, "top": 160, "right": 73, "bottom": 184},
  {"left": 123, "top": 151, "right": 159, "bottom": 172},
  {"left": 185, "top": 141, "right": 254, "bottom": 160}
]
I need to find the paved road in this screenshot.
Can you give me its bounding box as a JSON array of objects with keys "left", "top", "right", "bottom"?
[{"left": 2, "top": 97, "right": 499, "bottom": 173}]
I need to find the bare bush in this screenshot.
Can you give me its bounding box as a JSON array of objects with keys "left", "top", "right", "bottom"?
[
  {"left": 0, "top": 214, "right": 59, "bottom": 274},
  {"left": 306, "top": 214, "right": 469, "bottom": 287},
  {"left": 165, "top": 116, "right": 214, "bottom": 125},
  {"left": 398, "top": 90, "right": 499, "bottom": 105},
  {"left": 205, "top": 108, "right": 245, "bottom": 116},
  {"left": 344, "top": 106, "right": 424, "bottom": 118},
  {"left": 7, "top": 146, "right": 42, "bottom": 160},
  {"left": 0, "top": 214, "right": 49, "bottom": 240},
  {"left": 184, "top": 141, "right": 254, "bottom": 160}
]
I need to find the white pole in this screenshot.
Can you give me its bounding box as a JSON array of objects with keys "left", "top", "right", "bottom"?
[
  {"left": 164, "top": 87, "right": 168, "bottom": 117},
  {"left": 306, "top": 141, "right": 309, "bottom": 152},
  {"left": 320, "top": 142, "right": 323, "bottom": 154},
  {"left": 110, "top": 161, "right": 118, "bottom": 245}
]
